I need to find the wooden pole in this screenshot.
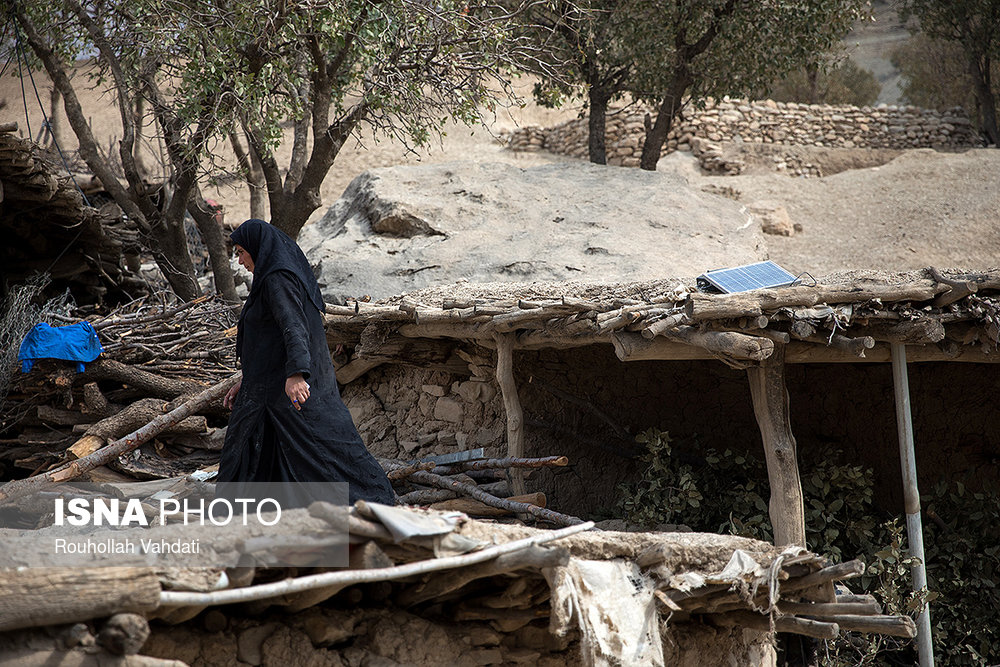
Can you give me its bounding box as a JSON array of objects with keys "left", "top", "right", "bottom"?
[
  {"left": 746, "top": 346, "right": 806, "bottom": 547},
  {"left": 494, "top": 333, "right": 526, "bottom": 496},
  {"left": 159, "top": 521, "right": 594, "bottom": 607},
  {"left": 891, "top": 343, "right": 935, "bottom": 667}
]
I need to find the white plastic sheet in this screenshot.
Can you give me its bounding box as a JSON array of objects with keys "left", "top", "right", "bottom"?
[{"left": 547, "top": 558, "right": 664, "bottom": 667}]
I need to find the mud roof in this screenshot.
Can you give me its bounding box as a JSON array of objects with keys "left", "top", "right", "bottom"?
[{"left": 324, "top": 268, "right": 1000, "bottom": 382}]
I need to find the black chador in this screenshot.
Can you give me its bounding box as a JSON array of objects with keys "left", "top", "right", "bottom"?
[{"left": 220, "top": 219, "right": 394, "bottom": 505}]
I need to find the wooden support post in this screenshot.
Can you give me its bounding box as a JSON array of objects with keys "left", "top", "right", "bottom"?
[
  {"left": 746, "top": 346, "right": 806, "bottom": 547},
  {"left": 891, "top": 343, "right": 935, "bottom": 667},
  {"left": 494, "top": 333, "right": 526, "bottom": 496}
]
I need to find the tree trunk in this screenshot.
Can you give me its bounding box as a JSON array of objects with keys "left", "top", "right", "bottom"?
[
  {"left": 248, "top": 145, "right": 268, "bottom": 220},
  {"left": 639, "top": 76, "right": 689, "bottom": 171},
  {"left": 152, "top": 209, "right": 202, "bottom": 301},
  {"left": 46, "top": 87, "right": 61, "bottom": 148},
  {"left": 230, "top": 131, "right": 267, "bottom": 220},
  {"left": 187, "top": 191, "right": 239, "bottom": 304},
  {"left": 587, "top": 86, "right": 610, "bottom": 165},
  {"left": 969, "top": 55, "right": 999, "bottom": 145},
  {"left": 271, "top": 105, "right": 368, "bottom": 239},
  {"left": 806, "top": 63, "right": 820, "bottom": 105}
]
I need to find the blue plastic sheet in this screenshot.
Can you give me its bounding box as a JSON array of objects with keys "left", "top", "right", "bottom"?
[{"left": 18, "top": 321, "right": 104, "bottom": 373}]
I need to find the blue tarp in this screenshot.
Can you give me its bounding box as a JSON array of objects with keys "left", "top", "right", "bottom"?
[{"left": 18, "top": 321, "right": 104, "bottom": 373}]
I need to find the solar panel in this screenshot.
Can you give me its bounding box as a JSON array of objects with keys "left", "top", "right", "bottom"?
[{"left": 697, "top": 261, "right": 797, "bottom": 294}]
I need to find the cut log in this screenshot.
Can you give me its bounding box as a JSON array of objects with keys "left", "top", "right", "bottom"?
[
  {"left": 783, "top": 560, "right": 866, "bottom": 594},
  {"left": 639, "top": 313, "right": 688, "bottom": 339},
  {"left": 790, "top": 320, "right": 816, "bottom": 339},
  {"left": 664, "top": 326, "right": 774, "bottom": 361},
  {"left": 686, "top": 281, "right": 942, "bottom": 321},
  {"left": 429, "top": 492, "right": 546, "bottom": 516},
  {"left": 752, "top": 329, "right": 792, "bottom": 344},
  {"left": 0, "top": 567, "right": 160, "bottom": 631},
  {"left": 82, "top": 382, "right": 115, "bottom": 417},
  {"left": 801, "top": 613, "right": 917, "bottom": 638},
  {"left": 84, "top": 358, "right": 203, "bottom": 398},
  {"left": 66, "top": 399, "right": 207, "bottom": 459},
  {"left": 851, "top": 318, "right": 946, "bottom": 345},
  {"left": 613, "top": 330, "right": 773, "bottom": 363},
  {"left": 793, "top": 331, "right": 876, "bottom": 357},
  {"left": 36, "top": 406, "right": 92, "bottom": 426},
  {"left": 778, "top": 600, "right": 882, "bottom": 616},
  {"left": 709, "top": 610, "right": 839, "bottom": 639},
  {"left": 385, "top": 461, "right": 437, "bottom": 481},
  {"left": 747, "top": 346, "right": 806, "bottom": 547}
]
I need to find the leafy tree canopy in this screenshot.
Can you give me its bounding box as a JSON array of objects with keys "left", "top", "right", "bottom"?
[
  {"left": 11, "top": 0, "right": 547, "bottom": 300},
  {"left": 524, "top": 0, "right": 871, "bottom": 168},
  {"left": 898, "top": 0, "right": 1000, "bottom": 143},
  {"left": 767, "top": 57, "right": 881, "bottom": 107}
]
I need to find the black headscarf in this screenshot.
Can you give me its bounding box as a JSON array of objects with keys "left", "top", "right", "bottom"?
[{"left": 231, "top": 219, "right": 325, "bottom": 358}]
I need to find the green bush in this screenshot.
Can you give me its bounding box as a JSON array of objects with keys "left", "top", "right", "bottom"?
[
  {"left": 618, "top": 428, "right": 1000, "bottom": 665},
  {"left": 923, "top": 481, "right": 1000, "bottom": 665}
]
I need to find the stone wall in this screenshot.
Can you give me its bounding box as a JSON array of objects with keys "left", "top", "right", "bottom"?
[
  {"left": 505, "top": 99, "right": 978, "bottom": 174},
  {"left": 344, "top": 345, "right": 1000, "bottom": 518}
]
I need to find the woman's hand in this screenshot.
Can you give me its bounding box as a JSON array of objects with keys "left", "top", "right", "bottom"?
[
  {"left": 286, "top": 373, "right": 310, "bottom": 410},
  {"left": 223, "top": 379, "right": 242, "bottom": 409}
]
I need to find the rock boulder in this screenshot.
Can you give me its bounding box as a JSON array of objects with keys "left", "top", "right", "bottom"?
[{"left": 300, "top": 161, "right": 768, "bottom": 302}]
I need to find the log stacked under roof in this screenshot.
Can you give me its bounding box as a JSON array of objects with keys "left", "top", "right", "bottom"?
[
  {"left": 323, "top": 268, "right": 1000, "bottom": 377},
  {"left": 0, "top": 123, "right": 142, "bottom": 305}
]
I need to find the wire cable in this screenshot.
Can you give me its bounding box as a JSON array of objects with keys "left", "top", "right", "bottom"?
[
  {"left": 13, "top": 19, "right": 32, "bottom": 140},
  {"left": 9, "top": 4, "right": 95, "bottom": 277},
  {"left": 10, "top": 9, "right": 92, "bottom": 207}
]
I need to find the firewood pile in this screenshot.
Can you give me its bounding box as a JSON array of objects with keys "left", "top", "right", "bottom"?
[
  {"left": 379, "top": 453, "right": 584, "bottom": 526},
  {"left": 1, "top": 295, "right": 238, "bottom": 482},
  {"left": 0, "top": 293, "right": 579, "bottom": 527},
  {"left": 323, "top": 268, "right": 1000, "bottom": 376}
]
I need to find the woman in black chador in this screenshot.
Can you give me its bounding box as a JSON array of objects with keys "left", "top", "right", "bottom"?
[{"left": 220, "top": 219, "right": 394, "bottom": 505}]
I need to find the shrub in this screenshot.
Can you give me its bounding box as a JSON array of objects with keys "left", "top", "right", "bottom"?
[{"left": 618, "top": 428, "right": 1000, "bottom": 665}]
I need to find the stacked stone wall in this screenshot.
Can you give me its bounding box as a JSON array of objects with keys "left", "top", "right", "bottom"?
[{"left": 506, "top": 99, "right": 978, "bottom": 172}]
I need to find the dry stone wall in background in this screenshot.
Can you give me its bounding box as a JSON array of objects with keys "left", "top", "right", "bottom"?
[{"left": 504, "top": 99, "right": 978, "bottom": 176}]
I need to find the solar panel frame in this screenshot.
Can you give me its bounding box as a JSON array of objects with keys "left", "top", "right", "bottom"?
[{"left": 697, "top": 260, "right": 797, "bottom": 294}]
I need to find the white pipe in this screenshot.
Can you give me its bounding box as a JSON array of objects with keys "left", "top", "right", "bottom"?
[
  {"left": 891, "top": 343, "right": 934, "bottom": 667},
  {"left": 159, "top": 520, "right": 594, "bottom": 607}
]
